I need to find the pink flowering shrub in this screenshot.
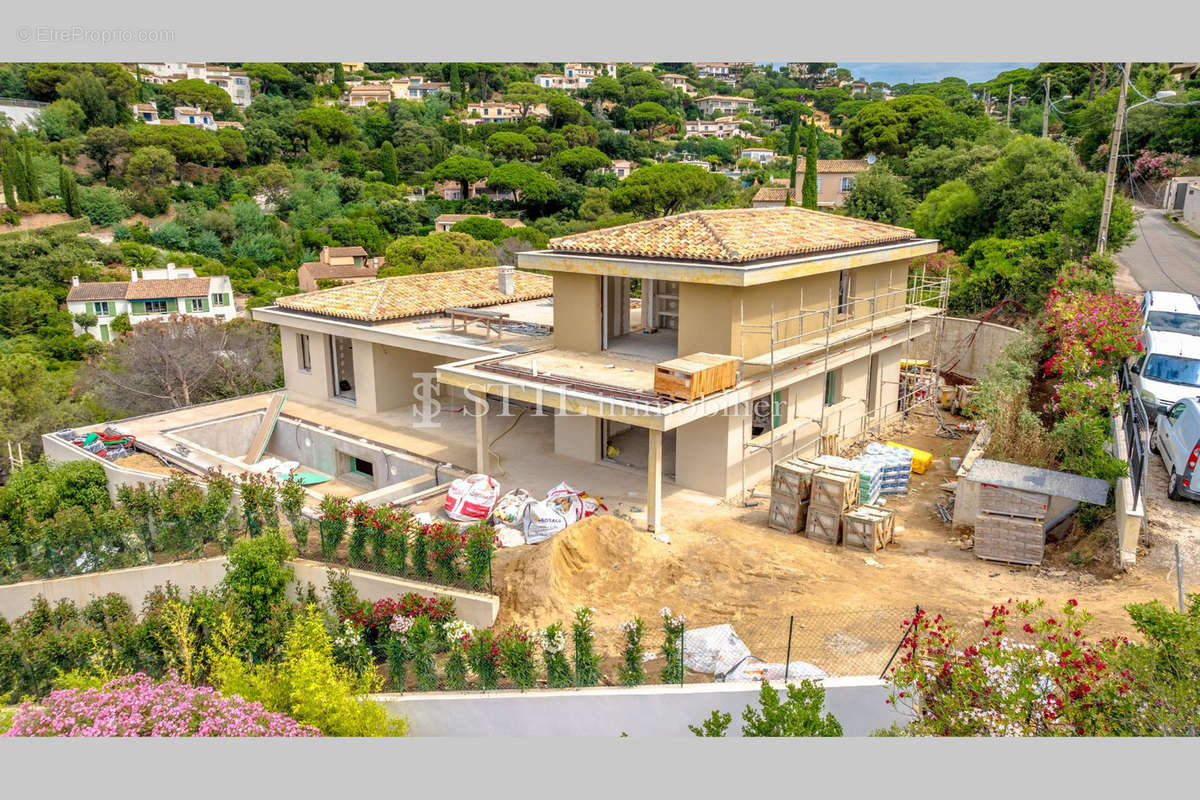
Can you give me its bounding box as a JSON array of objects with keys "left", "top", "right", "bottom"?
[
  {"left": 1046, "top": 376, "right": 1123, "bottom": 418},
  {"left": 1041, "top": 287, "right": 1142, "bottom": 378},
  {"left": 1131, "top": 150, "right": 1187, "bottom": 182},
  {"left": 2, "top": 673, "right": 319, "bottom": 737}
]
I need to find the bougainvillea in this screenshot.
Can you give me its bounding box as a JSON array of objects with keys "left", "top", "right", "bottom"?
[
  {"left": 2, "top": 673, "right": 318, "bottom": 737},
  {"left": 885, "top": 600, "right": 1141, "bottom": 736},
  {"left": 1045, "top": 375, "right": 1124, "bottom": 419},
  {"left": 1041, "top": 288, "right": 1142, "bottom": 378},
  {"left": 1131, "top": 150, "right": 1188, "bottom": 182}
]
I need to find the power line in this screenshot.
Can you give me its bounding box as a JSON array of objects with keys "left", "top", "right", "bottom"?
[{"left": 1120, "top": 64, "right": 1200, "bottom": 107}]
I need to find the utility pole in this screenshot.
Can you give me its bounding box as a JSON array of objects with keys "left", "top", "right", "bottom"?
[
  {"left": 1042, "top": 75, "right": 1051, "bottom": 137},
  {"left": 1006, "top": 83, "right": 1013, "bottom": 127},
  {"left": 1098, "top": 61, "right": 1132, "bottom": 255}
]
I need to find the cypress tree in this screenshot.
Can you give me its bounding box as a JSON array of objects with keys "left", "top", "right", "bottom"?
[
  {"left": 332, "top": 62, "right": 346, "bottom": 91},
  {"left": 2, "top": 156, "right": 18, "bottom": 210},
  {"left": 377, "top": 140, "right": 399, "bottom": 185},
  {"left": 785, "top": 109, "right": 800, "bottom": 207},
  {"left": 801, "top": 124, "right": 819, "bottom": 210},
  {"left": 449, "top": 63, "right": 462, "bottom": 98},
  {"left": 22, "top": 140, "right": 40, "bottom": 203},
  {"left": 59, "top": 166, "right": 81, "bottom": 217}
]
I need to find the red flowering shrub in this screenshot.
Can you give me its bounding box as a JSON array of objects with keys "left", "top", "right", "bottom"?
[
  {"left": 1041, "top": 288, "right": 1142, "bottom": 378},
  {"left": 425, "top": 521, "right": 465, "bottom": 583},
  {"left": 886, "top": 600, "right": 1141, "bottom": 736},
  {"left": 1046, "top": 376, "right": 1123, "bottom": 418}
]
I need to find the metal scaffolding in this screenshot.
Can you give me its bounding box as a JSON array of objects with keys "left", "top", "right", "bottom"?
[{"left": 736, "top": 262, "right": 949, "bottom": 502}]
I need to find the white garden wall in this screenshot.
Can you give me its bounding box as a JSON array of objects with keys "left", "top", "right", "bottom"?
[{"left": 373, "top": 676, "right": 910, "bottom": 737}]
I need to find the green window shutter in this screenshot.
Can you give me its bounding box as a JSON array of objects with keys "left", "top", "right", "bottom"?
[
  {"left": 131, "top": 301, "right": 144, "bottom": 316},
  {"left": 99, "top": 325, "right": 109, "bottom": 343},
  {"left": 166, "top": 298, "right": 178, "bottom": 313},
  {"left": 201, "top": 297, "right": 210, "bottom": 312}
]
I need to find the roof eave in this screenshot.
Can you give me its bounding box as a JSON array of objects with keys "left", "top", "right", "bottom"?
[{"left": 517, "top": 239, "right": 940, "bottom": 286}]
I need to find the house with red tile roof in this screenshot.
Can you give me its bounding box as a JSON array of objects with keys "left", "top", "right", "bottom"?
[{"left": 66, "top": 264, "right": 235, "bottom": 342}]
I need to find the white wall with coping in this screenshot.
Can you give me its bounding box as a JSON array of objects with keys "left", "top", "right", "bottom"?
[
  {"left": 1111, "top": 415, "right": 1143, "bottom": 568},
  {"left": 372, "top": 676, "right": 909, "bottom": 737},
  {"left": 0, "top": 556, "right": 499, "bottom": 628}
]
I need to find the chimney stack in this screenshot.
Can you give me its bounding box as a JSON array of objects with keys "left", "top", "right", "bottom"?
[
  {"left": 130, "top": 268, "right": 138, "bottom": 282},
  {"left": 497, "top": 265, "right": 515, "bottom": 296},
  {"left": 71, "top": 276, "right": 80, "bottom": 287},
  {"left": 166, "top": 262, "right": 177, "bottom": 279}
]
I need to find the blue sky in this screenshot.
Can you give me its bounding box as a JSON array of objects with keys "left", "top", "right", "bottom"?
[{"left": 835, "top": 63, "right": 1036, "bottom": 85}]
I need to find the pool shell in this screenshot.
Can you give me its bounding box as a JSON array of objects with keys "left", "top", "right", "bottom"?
[{"left": 163, "top": 411, "right": 463, "bottom": 504}]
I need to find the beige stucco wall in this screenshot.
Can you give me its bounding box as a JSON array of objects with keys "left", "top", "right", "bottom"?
[
  {"left": 553, "top": 273, "right": 602, "bottom": 352},
  {"left": 817, "top": 171, "right": 859, "bottom": 208},
  {"left": 280, "top": 325, "right": 333, "bottom": 402},
  {"left": 554, "top": 413, "right": 602, "bottom": 462},
  {"left": 674, "top": 412, "right": 741, "bottom": 496},
  {"left": 369, "top": 344, "right": 448, "bottom": 414},
  {"left": 677, "top": 283, "right": 736, "bottom": 356}
]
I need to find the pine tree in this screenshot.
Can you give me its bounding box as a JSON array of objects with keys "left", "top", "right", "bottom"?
[
  {"left": 377, "top": 140, "right": 399, "bottom": 185},
  {"left": 801, "top": 124, "right": 819, "bottom": 210},
  {"left": 22, "top": 140, "right": 40, "bottom": 203}
]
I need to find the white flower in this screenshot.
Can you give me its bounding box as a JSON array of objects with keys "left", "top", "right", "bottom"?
[
  {"left": 443, "top": 618, "right": 474, "bottom": 641},
  {"left": 389, "top": 614, "right": 414, "bottom": 637},
  {"left": 537, "top": 627, "right": 566, "bottom": 654},
  {"left": 659, "top": 606, "right": 672, "bottom": 618}
]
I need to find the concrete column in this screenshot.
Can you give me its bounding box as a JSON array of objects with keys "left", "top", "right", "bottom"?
[
  {"left": 647, "top": 428, "right": 663, "bottom": 531},
  {"left": 474, "top": 398, "right": 489, "bottom": 475}
]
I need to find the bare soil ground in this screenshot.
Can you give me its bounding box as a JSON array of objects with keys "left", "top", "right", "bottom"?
[
  {"left": 490, "top": 409, "right": 1194, "bottom": 665},
  {"left": 0, "top": 212, "right": 75, "bottom": 234}
]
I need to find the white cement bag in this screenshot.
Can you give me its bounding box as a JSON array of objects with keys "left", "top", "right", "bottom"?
[
  {"left": 492, "top": 489, "right": 533, "bottom": 527},
  {"left": 545, "top": 482, "right": 607, "bottom": 522},
  {"left": 719, "top": 656, "right": 827, "bottom": 683},
  {"left": 682, "top": 624, "right": 753, "bottom": 676},
  {"left": 495, "top": 525, "right": 526, "bottom": 548},
  {"left": 444, "top": 474, "right": 500, "bottom": 522},
  {"left": 523, "top": 499, "right": 570, "bottom": 544}
]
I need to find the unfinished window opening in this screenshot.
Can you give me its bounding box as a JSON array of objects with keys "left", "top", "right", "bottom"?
[
  {"left": 824, "top": 369, "right": 842, "bottom": 407},
  {"left": 298, "top": 333, "right": 311, "bottom": 372},
  {"left": 601, "top": 420, "right": 676, "bottom": 479},
  {"left": 751, "top": 391, "right": 785, "bottom": 438},
  {"left": 330, "top": 335, "right": 355, "bottom": 402},
  {"left": 837, "top": 269, "right": 853, "bottom": 317},
  {"left": 349, "top": 456, "right": 374, "bottom": 479},
  {"left": 605, "top": 276, "right": 678, "bottom": 361}
]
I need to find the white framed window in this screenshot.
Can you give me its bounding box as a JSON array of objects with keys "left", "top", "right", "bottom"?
[
  {"left": 93, "top": 301, "right": 111, "bottom": 316},
  {"left": 298, "top": 333, "right": 312, "bottom": 372},
  {"left": 144, "top": 299, "right": 168, "bottom": 314},
  {"left": 211, "top": 293, "right": 229, "bottom": 307},
  {"left": 189, "top": 298, "right": 205, "bottom": 312},
  {"left": 841, "top": 176, "right": 854, "bottom": 192}
]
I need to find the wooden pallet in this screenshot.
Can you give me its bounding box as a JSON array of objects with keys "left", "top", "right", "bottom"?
[
  {"left": 811, "top": 466, "right": 858, "bottom": 513},
  {"left": 842, "top": 505, "right": 896, "bottom": 552},
  {"left": 805, "top": 506, "right": 842, "bottom": 546},
  {"left": 653, "top": 353, "right": 740, "bottom": 402},
  {"left": 767, "top": 496, "right": 809, "bottom": 534},
  {"left": 978, "top": 484, "right": 1049, "bottom": 520},
  {"left": 245, "top": 392, "right": 286, "bottom": 464},
  {"left": 974, "top": 512, "right": 1045, "bottom": 565},
  {"left": 771, "top": 459, "right": 818, "bottom": 503}
]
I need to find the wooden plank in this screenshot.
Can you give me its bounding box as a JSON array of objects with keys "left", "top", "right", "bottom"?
[
  {"left": 771, "top": 459, "right": 817, "bottom": 502},
  {"left": 245, "top": 392, "right": 286, "bottom": 464},
  {"left": 768, "top": 497, "right": 808, "bottom": 533},
  {"left": 842, "top": 505, "right": 895, "bottom": 552},
  {"left": 811, "top": 466, "right": 857, "bottom": 512},
  {"left": 653, "top": 352, "right": 740, "bottom": 402},
  {"left": 805, "top": 506, "right": 841, "bottom": 545}
]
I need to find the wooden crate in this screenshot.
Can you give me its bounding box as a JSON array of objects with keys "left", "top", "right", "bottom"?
[
  {"left": 974, "top": 512, "right": 1045, "bottom": 565},
  {"left": 653, "top": 353, "right": 740, "bottom": 402},
  {"left": 805, "top": 506, "right": 842, "bottom": 546},
  {"left": 811, "top": 467, "right": 858, "bottom": 512},
  {"left": 978, "top": 484, "right": 1049, "bottom": 520},
  {"left": 768, "top": 497, "right": 809, "bottom": 534},
  {"left": 842, "top": 505, "right": 896, "bottom": 552},
  {"left": 771, "top": 459, "right": 817, "bottom": 503}
]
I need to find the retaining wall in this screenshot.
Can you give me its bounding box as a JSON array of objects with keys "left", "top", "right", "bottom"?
[
  {"left": 372, "top": 676, "right": 909, "bottom": 737},
  {"left": 911, "top": 317, "right": 1023, "bottom": 380},
  {"left": 0, "top": 557, "right": 499, "bottom": 628}
]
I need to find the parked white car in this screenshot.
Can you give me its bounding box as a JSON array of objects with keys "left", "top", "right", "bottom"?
[
  {"left": 1152, "top": 397, "right": 1200, "bottom": 501},
  {"left": 1130, "top": 329, "right": 1200, "bottom": 419},
  {"left": 1141, "top": 290, "right": 1200, "bottom": 336}
]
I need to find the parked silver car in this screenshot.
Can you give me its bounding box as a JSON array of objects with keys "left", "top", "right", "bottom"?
[{"left": 1152, "top": 397, "right": 1200, "bottom": 501}]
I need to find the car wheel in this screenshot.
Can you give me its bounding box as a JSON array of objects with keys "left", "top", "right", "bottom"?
[
  {"left": 1149, "top": 424, "right": 1159, "bottom": 454},
  {"left": 1168, "top": 469, "right": 1185, "bottom": 501}
]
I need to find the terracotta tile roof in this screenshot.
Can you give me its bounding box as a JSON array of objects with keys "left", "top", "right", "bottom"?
[
  {"left": 697, "top": 95, "right": 753, "bottom": 103},
  {"left": 815, "top": 159, "right": 871, "bottom": 173},
  {"left": 67, "top": 282, "right": 129, "bottom": 302},
  {"left": 274, "top": 267, "right": 554, "bottom": 322},
  {"left": 548, "top": 207, "right": 916, "bottom": 264},
  {"left": 752, "top": 185, "right": 793, "bottom": 204},
  {"left": 435, "top": 214, "right": 525, "bottom": 227},
  {"left": 323, "top": 245, "right": 369, "bottom": 258},
  {"left": 125, "top": 277, "right": 213, "bottom": 299},
  {"left": 298, "top": 262, "right": 378, "bottom": 281}
]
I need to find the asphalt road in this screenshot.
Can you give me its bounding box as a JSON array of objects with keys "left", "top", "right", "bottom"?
[{"left": 1114, "top": 208, "right": 1200, "bottom": 295}]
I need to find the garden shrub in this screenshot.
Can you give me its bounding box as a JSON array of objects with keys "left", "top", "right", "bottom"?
[
  {"left": 660, "top": 606, "right": 685, "bottom": 685},
  {"left": 426, "top": 521, "right": 464, "bottom": 584},
  {"left": 464, "top": 522, "right": 495, "bottom": 590},
  {"left": 221, "top": 531, "right": 294, "bottom": 660},
  {"left": 442, "top": 619, "right": 472, "bottom": 690},
  {"left": 278, "top": 476, "right": 308, "bottom": 555},
  {"left": 689, "top": 680, "right": 843, "bottom": 737},
  {"left": 348, "top": 501, "right": 373, "bottom": 564},
  {"left": 618, "top": 617, "right": 645, "bottom": 686},
  {"left": 500, "top": 625, "right": 536, "bottom": 690},
  {"left": 538, "top": 623, "right": 572, "bottom": 688},
  {"left": 572, "top": 606, "right": 601, "bottom": 687},
  {"left": 465, "top": 628, "right": 501, "bottom": 690},
  {"left": 317, "top": 495, "right": 349, "bottom": 560},
  {"left": 238, "top": 473, "right": 278, "bottom": 538}
]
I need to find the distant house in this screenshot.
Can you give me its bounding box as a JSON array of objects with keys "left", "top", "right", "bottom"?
[
  {"left": 751, "top": 157, "right": 874, "bottom": 208},
  {"left": 348, "top": 84, "right": 395, "bottom": 107},
  {"left": 659, "top": 73, "right": 696, "bottom": 96},
  {"left": 66, "top": 264, "right": 235, "bottom": 342},
  {"left": 463, "top": 100, "right": 550, "bottom": 125},
  {"left": 696, "top": 95, "right": 755, "bottom": 116},
  {"left": 684, "top": 116, "right": 741, "bottom": 139},
  {"left": 132, "top": 63, "right": 252, "bottom": 108},
  {"left": 695, "top": 62, "right": 751, "bottom": 83},
  {"left": 432, "top": 180, "right": 516, "bottom": 203},
  {"left": 215, "top": 120, "right": 244, "bottom": 130},
  {"left": 740, "top": 147, "right": 775, "bottom": 165},
  {"left": 535, "top": 73, "right": 566, "bottom": 90},
  {"left": 599, "top": 159, "right": 637, "bottom": 180},
  {"left": 173, "top": 106, "right": 216, "bottom": 131},
  {"left": 434, "top": 213, "right": 526, "bottom": 234},
  {"left": 297, "top": 247, "right": 377, "bottom": 293},
  {"left": 130, "top": 103, "right": 159, "bottom": 124},
  {"left": 341, "top": 62, "right": 366, "bottom": 73},
  {"left": 563, "top": 63, "right": 596, "bottom": 89}
]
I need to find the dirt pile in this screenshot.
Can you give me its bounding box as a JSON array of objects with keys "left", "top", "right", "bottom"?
[{"left": 493, "top": 515, "right": 683, "bottom": 629}]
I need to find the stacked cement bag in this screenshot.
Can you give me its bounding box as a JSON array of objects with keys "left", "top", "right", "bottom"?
[{"left": 864, "top": 442, "right": 914, "bottom": 495}]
